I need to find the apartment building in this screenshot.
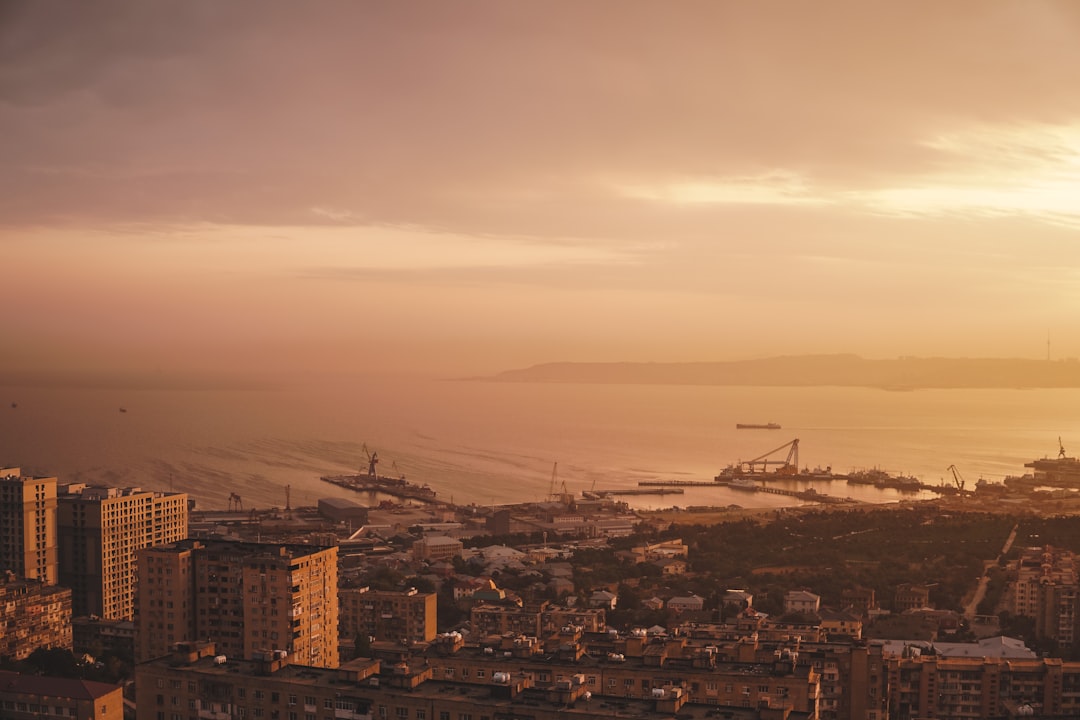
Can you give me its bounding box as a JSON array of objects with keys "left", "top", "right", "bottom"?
[
  {"left": 0, "top": 575, "right": 72, "bottom": 660},
  {"left": 0, "top": 671, "right": 123, "bottom": 720},
  {"left": 339, "top": 586, "right": 436, "bottom": 644},
  {"left": 57, "top": 484, "right": 188, "bottom": 620},
  {"left": 1013, "top": 546, "right": 1080, "bottom": 647},
  {"left": 425, "top": 628, "right": 820, "bottom": 714},
  {"left": 886, "top": 653, "right": 1080, "bottom": 719},
  {"left": 137, "top": 540, "right": 339, "bottom": 668},
  {"left": 0, "top": 468, "right": 58, "bottom": 584},
  {"left": 135, "top": 640, "right": 815, "bottom": 720}
]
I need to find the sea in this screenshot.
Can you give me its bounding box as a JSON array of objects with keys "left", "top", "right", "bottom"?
[{"left": 1, "top": 375, "right": 1077, "bottom": 513}]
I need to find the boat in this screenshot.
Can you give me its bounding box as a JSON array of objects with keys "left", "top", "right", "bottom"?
[
  {"left": 119, "top": 407, "right": 127, "bottom": 413},
  {"left": 846, "top": 468, "right": 923, "bottom": 491},
  {"left": 1021, "top": 438, "right": 1080, "bottom": 488},
  {"left": 736, "top": 422, "right": 781, "bottom": 430}
]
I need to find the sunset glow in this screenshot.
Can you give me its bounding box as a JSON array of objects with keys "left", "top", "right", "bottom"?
[{"left": 3, "top": 1, "right": 1080, "bottom": 377}]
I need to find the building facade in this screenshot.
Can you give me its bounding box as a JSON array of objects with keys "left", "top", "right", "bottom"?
[
  {"left": 0, "top": 670, "right": 122, "bottom": 720},
  {"left": 0, "top": 468, "right": 58, "bottom": 584},
  {"left": 135, "top": 641, "right": 815, "bottom": 720},
  {"left": 1014, "top": 546, "right": 1080, "bottom": 647},
  {"left": 0, "top": 576, "right": 72, "bottom": 661},
  {"left": 339, "top": 586, "right": 437, "bottom": 644},
  {"left": 137, "top": 540, "right": 339, "bottom": 668},
  {"left": 57, "top": 484, "right": 188, "bottom": 620}
]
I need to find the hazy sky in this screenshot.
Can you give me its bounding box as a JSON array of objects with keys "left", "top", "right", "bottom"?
[{"left": 4, "top": 1, "right": 1080, "bottom": 377}]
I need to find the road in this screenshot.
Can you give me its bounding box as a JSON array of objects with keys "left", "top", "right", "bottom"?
[{"left": 964, "top": 523, "right": 1019, "bottom": 620}]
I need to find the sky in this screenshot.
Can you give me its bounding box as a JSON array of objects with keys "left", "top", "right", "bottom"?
[{"left": 3, "top": 1, "right": 1080, "bottom": 378}]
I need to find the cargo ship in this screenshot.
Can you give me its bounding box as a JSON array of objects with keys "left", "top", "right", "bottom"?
[
  {"left": 1017, "top": 438, "right": 1080, "bottom": 488},
  {"left": 736, "top": 422, "right": 781, "bottom": 430}
]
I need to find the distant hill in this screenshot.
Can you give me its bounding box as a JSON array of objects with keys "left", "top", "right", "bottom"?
[{"left": 490, "top": 354, "right": 1080, "bottom": 390}]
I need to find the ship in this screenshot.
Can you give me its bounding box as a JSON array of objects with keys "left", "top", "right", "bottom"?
[
  {"left": 736, "top": 422, "right": 781, "bottom": 430},
  {"left": 1019, "top": 437, "right": 1080, "bottom": 488},
  {"left": 846, "top": 468, "right": 923, "bottom": 491}
]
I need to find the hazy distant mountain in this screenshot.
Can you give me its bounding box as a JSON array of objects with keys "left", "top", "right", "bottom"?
[{"left": 491, "top": 354, "right": 1080, "bottom": 390}]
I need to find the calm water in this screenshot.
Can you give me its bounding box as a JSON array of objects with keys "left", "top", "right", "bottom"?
[{"left": 1, "top": 376, "right": 1077, "bottom": 511}]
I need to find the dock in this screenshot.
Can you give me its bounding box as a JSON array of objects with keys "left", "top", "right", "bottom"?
[
  {"left": 319, "top": 474, "right": 441, "bottom": 504},
  {"left": 638, "top": 478, "right": 855, "bottom": 504},
  {"left": 639, "top": 480, "right": 723, "bottom": 487},
  {"left": 593, "top": 487, "right": 684, "bottom": 496}
]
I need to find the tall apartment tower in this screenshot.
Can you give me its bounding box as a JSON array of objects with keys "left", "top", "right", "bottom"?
[
  {"left": 57, "top": 484, "right": 188, "bottom": 620},
  {"left": 0, "top": 467, "right": 59, "bottom": 584},
  {"left": 137, "top": 540, "right": 339, "bottom": 668}
]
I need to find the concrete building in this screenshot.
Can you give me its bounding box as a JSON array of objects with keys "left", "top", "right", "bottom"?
[
  {"left": 137, "top": 539, "right": 339, "bottom": 668},
  {"left": 57, "top": 484, "right": 188, "bottom": 620},
  {"left": 135, "top": 640, "right": 816, "bottom": 720},
  {"left": 784, "top": 591, "right": 821, "bottom": 615},
  {"left": 0, "top": 671, "right": 123, "bottom": 720},
  {"left": 0, "top": 468, "right": 58, "bottom": 584},
  {"left": 317, "top": 497, "right": 369, "bottom": 526},
  {"left": 0, "top": 575, "right": 72, "bottom": 661},
  {"left": 1014, "top": 546, "right": 1080, "bottom": 647},
  {"left": 72, "top": 616, "right": 135, "bottom": 660},
  {"left": 887, "top": 653, "right": 1080, "bottom": 719},
  {"left": 412, "top": 535, "right": 463, "bottom": 562},
  {"left": 339, "top": 586, "right": 436, "bottom": 644},
  {"left": 894, "top": 584, "right": 931, "bottom": 612}
]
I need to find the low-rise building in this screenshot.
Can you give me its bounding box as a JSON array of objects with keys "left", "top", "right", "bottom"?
[
  {"left": 668, "top": 594, "right": 705, "bottom": 613},
  {"left": 0, "top": 671, "right": 122, "bottom": 720},
  {"left": 412, "top": 535, "right": 463, "bottom": 562},
  {"left": 784, "top": 591, "right": 821, "bottom": 615}
]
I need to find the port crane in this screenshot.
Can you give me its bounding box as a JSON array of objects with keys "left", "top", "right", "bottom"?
[
  {"left": 228, "top": 492, "right": 243, "bottom": 511},
  {"left": 946, "top": 464, "right": 966, "bottom": 492},
  {"left": 741, "top": 438, "right": 800, "bottom": 475},
  {"left": 363, "top": 443, "right": 379, "bottom": 477},
  {"left": 547, "top": 462, "right": 558, "bottom": 502}
]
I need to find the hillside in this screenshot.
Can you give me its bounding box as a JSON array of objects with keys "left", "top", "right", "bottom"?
[{"left": 490, "top": 354, "right": 1080, "bottom": 390}]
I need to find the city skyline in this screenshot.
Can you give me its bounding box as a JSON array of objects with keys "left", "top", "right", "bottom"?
[{"left": 3, "top": 2, "right": 1080, "bottom": 378}]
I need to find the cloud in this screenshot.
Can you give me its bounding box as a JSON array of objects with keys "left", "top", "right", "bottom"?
[{"left": 3, "top": 1, "right": 1080, "bottom": 237}]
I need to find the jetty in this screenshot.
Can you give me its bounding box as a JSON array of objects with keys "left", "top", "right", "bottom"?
[{"left": 319, "top": 473, "right": 440, "bottom": 504}]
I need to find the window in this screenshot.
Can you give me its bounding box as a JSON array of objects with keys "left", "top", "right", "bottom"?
[
  {"left": 396, "top": 709, "right": 408, "bottom": 719},
  {"left": 288, "top": 696, "right": 297, "bottom": 707},
  {"left": 476, "top": 670, "right": 485, "bottom": 678},
  {"left": 416, "top": 711, "right": 426, "bottom": 720},
  {"left": 379, "top": 706, "right": 387, "bottom": 718},
  {"left": 439, "top": 713, "right": 449, "bottom": 720}
]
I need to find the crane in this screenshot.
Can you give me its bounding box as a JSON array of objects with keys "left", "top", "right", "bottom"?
[
  {"left": 946, "top": 464, "right": 965, "bottom": 492},
  {"left": 228, "top": 492, "right": 243, "bottom": 511},
  {"left": 1060, "top": 437, "right": 1067, "bottom": 459},
  {"left": 363, "top": 443, "right": 379, "bottom": 477},
  {"left": 548, "top": 462, "right": 558, "bottom": 502},
  {"left": 741, "top": 438, "right": 800, "bottom": 475}
]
